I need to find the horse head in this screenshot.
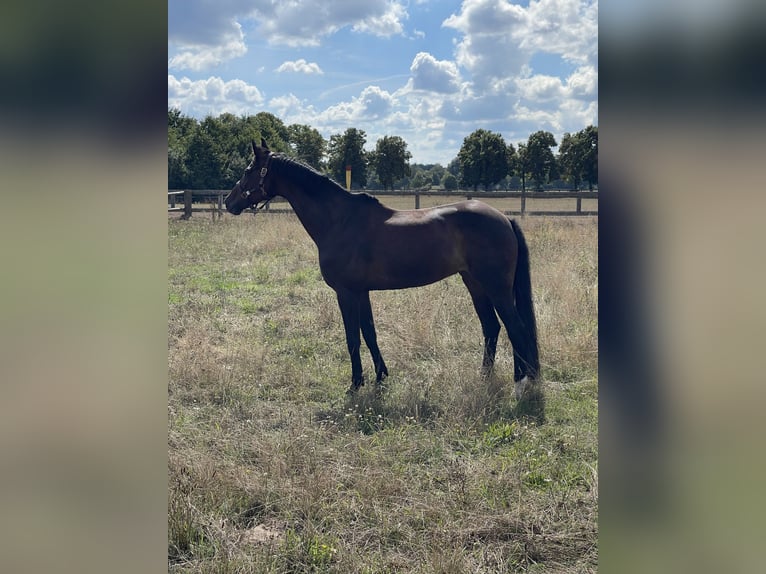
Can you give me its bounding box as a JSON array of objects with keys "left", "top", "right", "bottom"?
[{"left": 225, "top": 139, "right": 274, "bottom": 215}]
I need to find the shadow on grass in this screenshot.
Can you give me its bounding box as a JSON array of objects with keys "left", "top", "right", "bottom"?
[
  {"left": 313, "top": 373, "right": 547, "bottom": 434},
  {"left": 511, "top": 379, "right": 547, "bottom": 425}
]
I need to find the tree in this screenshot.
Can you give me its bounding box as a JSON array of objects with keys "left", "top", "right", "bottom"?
[
  {"left": 515, "top": 143, "right": 531, "bottom": 192},
  {"left": 411, "top": 171, "right": 430, "bottom": 189},
  {"left": 442, "top": 173, "right": 458, "bottom": 191},
  {"left": 557, "top": 132, "right": 576, "bottom": 188},
  {"left": 446, "top": 157, "right": 460, "bottom": 177},
  {"left": 430, "top": 166, "right": 445, "bottom": 186},
  {"left": 288, "top": 124, "right": 326, "bottom": 170},
  {"left": 506, "top": 142, "right": 517, "bottom": 179},
  {"left": 168, "top": 108, "right": 197, "bottom": 188},
  {"left": 327, "top": 128, "right": 368, "bottom": 189},
  {"left": 371, "top": 135, "right": 411, "bottom": 190},
  {"left": 557, "top": 125, "right": 598, "bottom": 190},
  {"left": 580, "top": 125, "right": 598, "bottom": 190},
  {"left": 525, "top": 131, "right": 558, "bottom": 190},
  {"left": 213, "top": 113, "right": 260, "bottom": 186},
  {"left": 457, "top": 129, "right": 509, "bottom": 191},
  {"left": 244, "top": 112, "right": 289, "bottom": 152},
  {"left": 185, "top": 118, "right": 224, "bottom": 189}
]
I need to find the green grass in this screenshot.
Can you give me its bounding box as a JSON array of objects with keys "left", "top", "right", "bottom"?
[{"left": 169, "top": 213, "right": 597, "bottom": 572}]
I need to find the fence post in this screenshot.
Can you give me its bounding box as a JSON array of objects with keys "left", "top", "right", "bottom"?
[
  {"left": 182, "top": 189, "right": 192, "bottom": 219},
  {"left": 415, "top": 191, "right": 420, "bottom": 209},
  {"left": 521, "top": 187, "right": 526, "bottom": 216},
  {"left": 576, "top": 195, "right": 582, "bottom": 214},
  {"left": 217, "top": 193, "right": 224, "bottom": 219},
  {"left": 170, "top": 192, "right": 176, "bottom": 208}
]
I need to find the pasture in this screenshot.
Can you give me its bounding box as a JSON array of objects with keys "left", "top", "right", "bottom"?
[{"left": 168, "top": 213, "right": 598, "bottom": 572}]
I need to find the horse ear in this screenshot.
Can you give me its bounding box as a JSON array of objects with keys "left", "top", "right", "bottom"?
[
  {"left": 251, "top": 140, "right": 257, "bottom": 155},
  {"left": 261, "top": 138, "right": 269, "bottom": 151}
]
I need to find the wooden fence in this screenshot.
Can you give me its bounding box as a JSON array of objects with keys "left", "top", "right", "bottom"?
[{"left": 168, "top": 189, "right": 598, "bottom": 218}]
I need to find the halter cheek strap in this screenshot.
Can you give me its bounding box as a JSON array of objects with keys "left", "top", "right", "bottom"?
[
  {"left": 242, "top": 155, "right": 273, "bottom": 210},
  {"left": 258, "top": 166, "right": 269, "bottom": 196},
  {"left": 252, "top": 156, "right": 274, "bottom": 211}
]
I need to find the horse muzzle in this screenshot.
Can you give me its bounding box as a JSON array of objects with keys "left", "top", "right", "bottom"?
[{"left": 225, "top": 183, "right": 245, "bottom": 215}]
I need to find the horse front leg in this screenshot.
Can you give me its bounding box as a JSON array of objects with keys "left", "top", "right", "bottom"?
[
  {"left": 336, "top": 289, "right": 364, "bottom": 393},
  {"left": 360, "top": 292, "right": 388, "bottom": 388}
]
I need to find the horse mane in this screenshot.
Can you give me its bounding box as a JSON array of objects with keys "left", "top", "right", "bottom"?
[{"left": 270, "top": 154, "right": 383, "bottom": 207}]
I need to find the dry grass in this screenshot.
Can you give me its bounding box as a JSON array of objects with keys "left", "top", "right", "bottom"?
[{"left": 168, "top": 213, "right": 597, "bottom": 572}]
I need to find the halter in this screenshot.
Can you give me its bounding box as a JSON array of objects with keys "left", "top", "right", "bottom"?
[{"left": 241, "top": 154, "right": 274, "bottom": 211}]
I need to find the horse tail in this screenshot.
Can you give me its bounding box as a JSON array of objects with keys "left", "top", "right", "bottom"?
[{"left": 509, "top": 218, "right": 540, "bottom": 377}]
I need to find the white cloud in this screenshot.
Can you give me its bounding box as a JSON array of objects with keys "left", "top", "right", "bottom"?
[
  {"left": 512, "top": 104, "right": 562, "bottom": 134},
  {"left": 565, "top": 65, "right": 598, "bottom": 100},
  {"left": 168, "top": 0, "right": 254, "bottom": 46},
  {"left": 168, "top": 21, "right": 247, "bottom": 72},
  {"left": 318, "top": 86, "right": 395, "bottom": 126},
  {"left": 521, "top": 0, "right": 598, "bottom": 66},
  {"left": 443, "top": 0, "right": 528, "bottom": 86},
  {"left": 442, "top": 0, "right": 597, "bottom": 88},
  {"left": 409, "top": 52, "right": 462, "bottom": 94},
  {"left": 253, "top": 0, "right": 409, "bottom": 47},
  {"left": 275, "top": 59, "right": 324, "bottom": 75},
  {"left": 168, "top": 0, "right": 410, "bottom": 64},
  {"left": 351, "top": 1, "right": 408, "bottom": 36},
  {"left": 168, "top": 75, "right": 264, "bottom": 116},
  {"left": 268, "top": 94, "right": 314, "bottom": 124},
  {"left": 359, "top": 86, "right": 395, "bottom": 118},
  {"left": 516, "top": 74, "right": 565, "bottom": 102}
]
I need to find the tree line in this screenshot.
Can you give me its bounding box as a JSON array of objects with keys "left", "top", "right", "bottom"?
[{"left": 168, "top": 108, "right": 597, "bottom": 192}]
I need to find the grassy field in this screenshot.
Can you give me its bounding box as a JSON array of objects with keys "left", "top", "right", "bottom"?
[{"left": 168, "top": 213, "right": 598, "bottom": 573}]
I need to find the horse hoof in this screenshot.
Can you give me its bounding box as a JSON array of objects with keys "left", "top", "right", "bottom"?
[
  {"left": 514, "top": 376, "right": 530, "bottom": 401},
  {"left": 347, "top": 378, "right": 364, "bottom": 395}
]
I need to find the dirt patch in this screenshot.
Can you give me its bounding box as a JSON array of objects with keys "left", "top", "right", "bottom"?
[{"left": 240, "top": 523, "right": 283, "bottom": 545}]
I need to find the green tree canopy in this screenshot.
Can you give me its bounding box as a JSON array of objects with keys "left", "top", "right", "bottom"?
[
  {"left": 327, "top": 128, "right": 368, "bottom": 189},
  {"left": 556, "top": 125, "right": 598, "bottom": 190},
  {"left": 457, "top": 129, "right": 509, "bottom": 191},
  {"left": 442, "top": 173, "right": 458, "bottom": 191},
  {"left": 525, "top": 131, "right": 558, "bottom": 190},
  {"left": 244, "top": 112, "right": 289, "bottom": 153},
  {"left": 185, "top": 117, "right": 223, "bottom": 189},
  {"left": 168, "top": 108, "right": 197, "bottom": 188},
  {"left": 371, "top": 135, "right": 412, "bottom": 191},
  {"left": 515, "top": 143, "right": 531, "bottom": 192},
  {"left": 580, "top": 125, "right": 598, "bottom": 190},
  {"left": 287, "top": 124, "right": 326, "bottom": 170}
]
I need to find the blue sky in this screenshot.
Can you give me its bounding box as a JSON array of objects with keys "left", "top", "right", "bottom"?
[{"left": 168, "top": 0, "right": 597, "bottom": 165}]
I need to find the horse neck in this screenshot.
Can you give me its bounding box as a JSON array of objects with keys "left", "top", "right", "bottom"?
[{"left": 270, "top": 162, "right": 347, "bottom": 245}]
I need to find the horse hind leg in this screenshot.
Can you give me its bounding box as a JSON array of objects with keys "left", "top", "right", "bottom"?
[
  {"left": 491, "top": 295, "right": 537, "bottom": 399},
  {"left": 460, "top": 272, "right": 501, "bottom": 377}
]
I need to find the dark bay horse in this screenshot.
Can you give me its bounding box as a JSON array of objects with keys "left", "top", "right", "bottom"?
[{"left": 225, "top": 140, "right": 539, "bottom": 398}]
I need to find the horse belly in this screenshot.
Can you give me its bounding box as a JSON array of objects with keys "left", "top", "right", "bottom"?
[{"left": 366, "top": 242, "right": 462, "bottom": 290}]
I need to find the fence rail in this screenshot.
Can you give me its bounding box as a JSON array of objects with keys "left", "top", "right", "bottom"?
[{"left": 168, "top": 189, "right": 598, "bottom": 219}]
